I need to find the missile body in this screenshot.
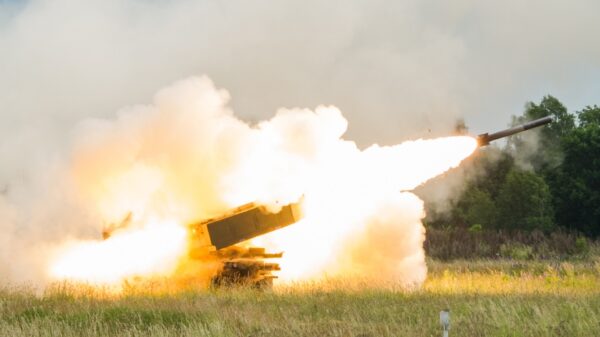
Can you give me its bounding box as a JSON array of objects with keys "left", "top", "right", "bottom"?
[{"left": 476, "top": 116, "right": 553, "bottom": 147}]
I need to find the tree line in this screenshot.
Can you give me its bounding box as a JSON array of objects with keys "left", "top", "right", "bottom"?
[{"left": 424, "top": 96, "right": 600, "bottom": 237}]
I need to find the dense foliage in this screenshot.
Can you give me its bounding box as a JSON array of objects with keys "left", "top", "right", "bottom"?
[{"left": 425, "top": 97, "right": 600, "bottom": 237}]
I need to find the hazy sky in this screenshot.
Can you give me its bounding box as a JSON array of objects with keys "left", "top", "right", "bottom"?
[{"left": 1, "top": 0, "right": 599, "bottom": 154}]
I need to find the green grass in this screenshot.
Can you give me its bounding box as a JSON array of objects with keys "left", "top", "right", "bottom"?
[{"left": 1, "top": 259, "right": 600, "bottom": 336}]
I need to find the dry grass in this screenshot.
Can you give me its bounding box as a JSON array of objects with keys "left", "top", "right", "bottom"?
[{"left": 1, "top": 259, "right": 600, "bottom": 336}]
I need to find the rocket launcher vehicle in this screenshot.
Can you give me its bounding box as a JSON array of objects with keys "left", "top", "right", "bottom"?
[
  {"left": 102, "top": 202, "right": 303, "bottom": 287},
  {"left": 187, "top": 116, "right": 555, "bottom": 287},
  {"left": 103, "top": 116, "right": 553, "bottom": 288},
  {"left": 188, "top": 202, "right": 303, "bottom": 288}
]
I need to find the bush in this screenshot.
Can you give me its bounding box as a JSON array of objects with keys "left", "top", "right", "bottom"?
[
  {"left": 424, "top": 227, "right": 598, "bottom": 260},
  {"left": 575, "top": 237, "right": 590, "bottom": 257},
  {"left": 500, "top": 243, "right": 533, "bottom": 260},
  {"left": 469, "top": 224, "right": 483, "bottom": 233}
]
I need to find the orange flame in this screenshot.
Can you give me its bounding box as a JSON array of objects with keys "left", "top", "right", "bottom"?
[{"left": 50, "top": 219, "right": 186, "bottom": 284}]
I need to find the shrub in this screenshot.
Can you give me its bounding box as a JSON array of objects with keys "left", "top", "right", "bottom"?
[
  {"left": 575, "top": 237, "right": 590, "bottom": 257},
  {"left": 424, "top": 227, "right": 598, "bottom": 261},
  {"left": 500, "top": 243, "right": 533, "bottom": 260}
]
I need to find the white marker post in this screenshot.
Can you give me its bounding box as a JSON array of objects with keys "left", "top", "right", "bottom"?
[{"left": 440, "top": 309, "right": 450, "bottom": 337}]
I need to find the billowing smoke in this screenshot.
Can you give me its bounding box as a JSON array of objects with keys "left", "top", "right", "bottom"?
[
  {"left": 2, "top": 0, "right": 599, "bottom": 157},
  {"left": 1, "top": 76, "right": 476, "bottom": 287},
  {"left": 3, "top": 0, "right": 595, "bottom": 287}
]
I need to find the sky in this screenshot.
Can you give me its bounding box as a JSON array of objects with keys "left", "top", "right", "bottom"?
[{"left": 1, "top": 0, "right": 599, "bottom": 166}]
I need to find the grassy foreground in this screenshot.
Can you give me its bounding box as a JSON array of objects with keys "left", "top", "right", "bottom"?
[{"left": 1, "top": 260, "right": 600, "bottom": 337}]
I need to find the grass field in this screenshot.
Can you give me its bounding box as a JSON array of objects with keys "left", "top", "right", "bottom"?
[{"left": 2, "top": 259, "right": 600, "bottom": 337}]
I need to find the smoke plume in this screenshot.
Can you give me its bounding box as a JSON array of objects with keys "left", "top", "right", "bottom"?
[
  {"left": 2, "top": 0, "right": 597, "bottom": 287},
  {"left": 1, "top": 76, "right": 476, "bottom": 287}
]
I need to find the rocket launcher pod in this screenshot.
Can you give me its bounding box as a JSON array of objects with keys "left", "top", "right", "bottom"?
[
  {"left": 189, "top": 202, "right": 302, "bottom": 250},
  {"left": 476, "top": 116, "right": 553, "bottom": 147}
]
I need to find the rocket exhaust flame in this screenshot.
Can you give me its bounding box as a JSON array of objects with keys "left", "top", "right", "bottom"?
[
  {"left": 48, "top": 76, "right": 478, "bottom": 288},
  {"left": 51, "top": 219, "right": 187, "bottom": 284}
]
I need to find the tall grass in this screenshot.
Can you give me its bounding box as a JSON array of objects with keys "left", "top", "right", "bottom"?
[{"left": 1, "top": 259, "right": 599, "bottom": 336}]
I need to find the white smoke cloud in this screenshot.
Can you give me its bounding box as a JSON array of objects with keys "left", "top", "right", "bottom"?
[
  {"left": 2, "top": 0, "right": 598, "bottom": 153},
  {"left": 1, "top": 75, "right": 476, "bottom": 286},
  {"left": 1, "top": 0, "right": 598, "bottom": 285}
]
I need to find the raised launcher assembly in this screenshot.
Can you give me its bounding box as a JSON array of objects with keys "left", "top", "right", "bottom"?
[
  {"left": 476, "top": 116, "right": 553, "bottom": 147},
  {"left": 188, "top": 202, "right": 302, "bottom": 288}
]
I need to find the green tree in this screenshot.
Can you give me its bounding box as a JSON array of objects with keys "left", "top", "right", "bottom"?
[
  {"left": 578, "top": 105, "right": 600, "bottom": 127},
  {"left": 469, "top": 147, "right": 515, "bottom": 198},
  {"left": 439, "top": 98, "right": 599, "bottom": 236},
  {"left": 552, "top": 106, "right": 600, "bottom": 236},
  {"left": 521, "top": 95, "right": 575, "bottom": 139},
  {"left": 496, "top": 169, "right": 554, "bottom": 231},
  {"left": 510, "top": 96, "right": 575, "bottom": 171},
  {"left": 454, "top": 186, "right": 497, "bottom": 229},
  {"left": 430, "top": 147, "right": 514, "bottom": 229}
]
